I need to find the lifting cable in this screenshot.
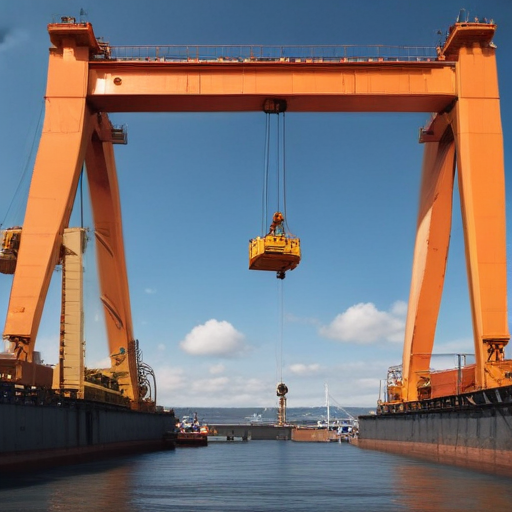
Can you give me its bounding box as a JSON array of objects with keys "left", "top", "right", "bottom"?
[
  {"left": 262, "top": 113, "right": 271, "bottom": 235},
  {"left": 1, "top": 100, "right": 44, "bottom": 229},
  {"left": 277, "top": 279, "right": 284, "bottom": 384},
  {"left": 262, "top": 109, "right": 288, "bottom": 388},
  {"left": 276, "top": 113, "right": 281, "bottom": 213},
  {"left": 282, "top": 112, "right": 290, "bottom": 234},
  {"left": 79, "top": 164, "right": 85, "bottom": 229},
  {"left": 262, "top": 111, "right": 291, "bottom": 236},
  {"left": 276, "top": 114, "right": 285, "bottom": 385},
  {"left": 254, "top": 99, "right": 299, "bottom": 420}
]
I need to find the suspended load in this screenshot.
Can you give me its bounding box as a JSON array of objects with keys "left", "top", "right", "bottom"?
[
  {"left": 276, "top": 381, "right": 289, "bottom": 426},
  {"left": 0, "top": 227, "right": 22, "bottom": 274},
  {"left": 250, "top": 99, "right": 300, "bottom": 279},
  {"left": 249, "top": 212, "right": 301, "bottom": 279}
]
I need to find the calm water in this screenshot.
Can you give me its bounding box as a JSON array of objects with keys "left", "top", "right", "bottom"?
[{"left": 1, "top": 441, "right": 512, "bottom": 511}]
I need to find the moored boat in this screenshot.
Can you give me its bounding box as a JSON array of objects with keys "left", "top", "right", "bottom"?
[
  {"left": 176, "top": 431, "right": 208, "bottom": 447},
  {"left": 175, "top": 412, "right": 209, "bottom": 447}
]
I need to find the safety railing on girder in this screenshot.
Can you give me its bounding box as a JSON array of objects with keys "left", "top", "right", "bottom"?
[
  {"left": 101, "top": 44, "right": 438, "bottom": 63},
  {"left": 375, "top": 383, "right": 512, "bottom": 416}
]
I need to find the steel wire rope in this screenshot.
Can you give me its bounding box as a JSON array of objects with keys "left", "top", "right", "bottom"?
[
  {"left": 1, "top": 100, "right": 45, "bottom": 229},
  {"left": 277, "top": 113, "right": 285, "bottom": 386},
  {"left": 261, "top": 110, "right": 290, "bottom": 394},
  {"left": 282, "top": 112, "right": 291, "bottom": 235},
  {"left": 328, "top": 393, "right": 356, "bottom": 420},
  {"left": 278, "top": 112, "right": 289, "bottom": 389},
  {"left": 274, "top": 278, "right": 286, "bottom": 386},
  {"left": 278, "top": 279, "right": 284, "bottom": 384},
  {"left": 262, "top": 113, "right": 271, "bottom": 235},
  {"left": 80, "top": 164, "right": 84, "bottom": 229},
  {"left": 276, "top": 113, "right": 280, "bottom": 213}
]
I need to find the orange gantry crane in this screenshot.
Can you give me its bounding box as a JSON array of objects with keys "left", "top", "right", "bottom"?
[{"left": 0, "top": 17, "right": 508, "bottom": 408}]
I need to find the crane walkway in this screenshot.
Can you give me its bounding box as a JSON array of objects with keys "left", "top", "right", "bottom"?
[{"left": 105, "top": 44, "right": 438, "bottom": 63}]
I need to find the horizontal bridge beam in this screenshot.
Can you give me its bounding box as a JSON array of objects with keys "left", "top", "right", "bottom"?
[{"left": 87, "top": 61, "right": 456, "bottom": 113}]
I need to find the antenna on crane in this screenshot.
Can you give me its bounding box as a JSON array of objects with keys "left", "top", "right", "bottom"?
[{"left": 79, "top": 8, "right": 88, "bottom": 23}]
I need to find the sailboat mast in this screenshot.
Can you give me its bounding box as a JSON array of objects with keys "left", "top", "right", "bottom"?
[{"left": 325, "top": 383, "right": 330, "bottom": 428}]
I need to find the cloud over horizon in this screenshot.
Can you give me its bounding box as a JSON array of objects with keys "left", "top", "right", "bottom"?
[
  {"left": 319, "top": 301, "right": 406, "bottom": 344},
  {"left": 288, "top": 363, "right": 321, "bottom": 376}
]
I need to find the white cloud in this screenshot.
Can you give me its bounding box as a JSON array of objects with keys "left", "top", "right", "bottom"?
[
  {"left": 390, "top": 300, "right": 408, "bottom": 316},
  {"left": 434, "top": 337, "right": 474, "bottom": 354},
  {"left": 355, "top": 377, "right": 382, "bottom": 390},
  {"left": 151, "top": 359, "right": 393, "bottom": 408},
  {"left": 145, "top": 288, "right": 157, "bottom": 294},
  {"left": 319, "top": 302, "right": 405, "bottom": 344},
  {"left": 154, "top": 367, "right": 275, "bottom": 407},
  {"left": 157, "top": 343, "right": 166, "bottom": 351},
  {"left": 155, "top": 366, "right": 187, "bottom": 396},
  {"left": 284, "top": 313, "right": 320, "bottom": 326},
  {"left": 190, "top": 376, "right": 229, "bottom": 393},
  {"left": 289, "top": 363, "right": 321, "bottom": 376},
  {"left": 209, "top": 363, "right": 225, "bottom": 375},
  {"left": 179, "top": 319, "right": 247, "bottom": 357},
  {"left": 89, "top": 356, "right": 111, "bottom": 368}
]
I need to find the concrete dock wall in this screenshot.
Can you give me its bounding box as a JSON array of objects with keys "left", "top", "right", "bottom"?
[
  {"left": 0, "top": 401, "right": 176, "bottom": 470},
  {"left": 358, "top": 406, "right": 512, "bottom": 476},
  {"left": 211, "top": 424, "right": 292, "bottom": 440}
]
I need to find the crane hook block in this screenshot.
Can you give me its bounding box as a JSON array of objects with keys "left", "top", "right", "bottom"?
[
  {"left": 263, "top": 98, "right": 287, "bottom": 114},
  {"left": 248, "top": 212, "right": 300, "bottom": 276},
  {"left": 276, "top": 382, "right": 289, "bottom": 397}
]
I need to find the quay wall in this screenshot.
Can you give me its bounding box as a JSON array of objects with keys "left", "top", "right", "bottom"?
[
  {"left": 210, "top": 424, "right": 292, "bottom": 440},
  {"left": 0, "top": 401, "right": 176, "bottom": 470},
  {"left": 357, "top": 406, "right": 512, "bottom": 476},
  {"left": 291, "top": 427, "right": 335, "bottom": 442}
]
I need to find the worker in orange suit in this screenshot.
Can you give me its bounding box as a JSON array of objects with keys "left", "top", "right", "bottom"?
[{"left": 269, "top": 212, "right": 284, "bottom": 235}]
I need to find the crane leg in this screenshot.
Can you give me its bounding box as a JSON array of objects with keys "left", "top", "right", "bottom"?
[
  {"left": 401, "top": 118, "right": 455, "bottom": 402},
  {"left": 3, "top": 101, "right": 93, "bottom": 361},
  {"left": 85, "top": 115, "right": 140, "bottom": 403},
  {"left": 449, "top": 89, "right": 510, "bottom": 388}
]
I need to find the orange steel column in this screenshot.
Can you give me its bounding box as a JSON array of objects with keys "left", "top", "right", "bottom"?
[
  {"left": 449, "top": 43, "right": 509, "bottom": 388},
  {"left": 85, "top": 117, "right": 139, "bottom": 401},
  {"left": 401, "top": 120, "right": 456, "bottom": 401},
  {"left": 3, "top": 36, "right": 93, "bottom": 361},
  {"left": 401, "top": 31, "right": 510, "bottom": 400}
]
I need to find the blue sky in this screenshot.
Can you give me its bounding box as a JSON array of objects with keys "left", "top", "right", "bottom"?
[{"left": 1, "top": 0, "right": 512, "bottom": 409}]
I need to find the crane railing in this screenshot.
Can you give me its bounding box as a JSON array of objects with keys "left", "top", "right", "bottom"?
[{"left": 100, "top": 44, "right": 438, "bottom": 63}]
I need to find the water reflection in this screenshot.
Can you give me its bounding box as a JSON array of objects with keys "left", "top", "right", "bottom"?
[
  {"left": 0, "top": 457, "right": 140, "bottom": 512},
  {"left": 394, "top": 458, "right": 512, "bottom": 512},
  {"left": 1, "top": 444, "right": 512, "bottom": 512}
]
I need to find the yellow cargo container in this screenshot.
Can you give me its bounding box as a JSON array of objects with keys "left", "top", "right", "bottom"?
[{"left": 249, "top": 235, "right": 301, "bottom": 274}]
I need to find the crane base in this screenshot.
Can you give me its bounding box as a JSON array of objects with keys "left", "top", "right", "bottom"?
[{"left": 0, "top": 356, "right": 53, "bottom": 387}]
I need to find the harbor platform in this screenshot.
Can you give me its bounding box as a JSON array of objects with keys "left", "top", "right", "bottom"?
[{"left": 210, "top": 424, "right": 293, "bottom": 440}]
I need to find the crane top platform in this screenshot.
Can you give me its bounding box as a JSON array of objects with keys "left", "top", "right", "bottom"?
[{"left": 439, "top": 22, "right": 496, "bottom": 60}]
